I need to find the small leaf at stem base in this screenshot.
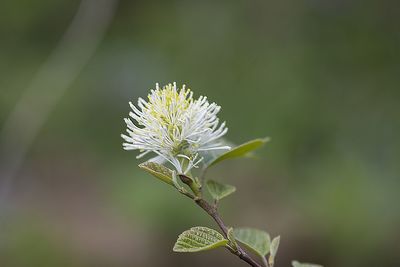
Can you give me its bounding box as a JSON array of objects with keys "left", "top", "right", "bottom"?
[
  {"left": 268, "top": 235, "right": 280, "bottom": 266},
  {"left": 206, "top": 179, "right": 236, "bottom": 201},
  {"left": 227, "top": 227, "right": 238, "bottom": 252}
]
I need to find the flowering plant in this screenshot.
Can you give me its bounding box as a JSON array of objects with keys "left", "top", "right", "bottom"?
[{"left": 122, "top": 83, "right": 321, "bottom": 267}]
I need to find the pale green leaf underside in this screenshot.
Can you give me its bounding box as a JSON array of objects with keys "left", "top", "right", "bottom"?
[
  {"left": 268, "top": 235, "right": 280, "bottom": 266},
  {"left": 292, "top": 261, "right": 323, "bottom": 267},
  {"left": 207, "top": 137, "right": 270, "bottom": 168},
  {"left": 270, "top": 235, "right": 280, "bottom": 258},
  {"left": 138, "top": 161, "right": 174, "bottom": 185},
  {"left": 206, "top": 179, "right": 236, "bottom": 201},
  {"left": 233, "top": 227, "right": 271, "bottom": 257},
  {"left": 173, "top": 226, "right": 228, "bottom": 252}
]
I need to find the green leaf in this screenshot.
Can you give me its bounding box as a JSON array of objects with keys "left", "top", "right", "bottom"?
[
  {"left": 233, "top": 227, "right": 270, "bottom": 257},
  {"left": 206, "top": 179, "right": 236, "bottom": 201},
  {"left": 292, "top": 261, "right": 323, "bottom": 267},
  {"left": 138, "top": 162, "right": 174, "bottom": 185},
  {"left": 268, "top": 236, "right": 280, "bottom": 266},
  {"left": 270, "top": 235, "right": 280, "bottom": 257},
  {"left": 227, "top": 227, "right": 238, "bottom": 252},
  {"left": 207, "top": 137, "right": 270, "bottom": 168},
  {"left": 173, "top": 227, "right": 228, "bottom": 252}
]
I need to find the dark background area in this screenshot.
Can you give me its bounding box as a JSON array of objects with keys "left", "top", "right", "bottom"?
[{"left": 1, "top": 0, "right": 399, "bottom": 266}]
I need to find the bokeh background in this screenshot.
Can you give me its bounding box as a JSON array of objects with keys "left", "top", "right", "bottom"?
[{"left": 1, "top": 0, "right": 399, "bottom": 266}]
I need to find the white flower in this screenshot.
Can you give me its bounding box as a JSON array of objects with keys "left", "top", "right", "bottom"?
[{"left": 121, "top": 82, "right": 230, "bottom": 174}]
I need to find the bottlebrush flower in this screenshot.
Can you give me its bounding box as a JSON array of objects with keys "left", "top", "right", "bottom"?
[{"left": 121, "top": 82, "right": 230, "bottom": 174}]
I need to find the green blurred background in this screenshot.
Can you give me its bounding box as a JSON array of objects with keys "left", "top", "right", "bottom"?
[{"left": 1, "top": 0, "right": 399, "bottom": 266}]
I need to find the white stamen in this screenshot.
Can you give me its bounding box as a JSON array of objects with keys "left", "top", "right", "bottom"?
[{"left": 122, "top": 82, "right": 230, "bottom": 173}]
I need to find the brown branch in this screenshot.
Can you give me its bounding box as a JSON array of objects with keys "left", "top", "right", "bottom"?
[
  {"left": 177, "top": 175, "right": 263, "bottom": 266},
  {"left": 194, "top": 198, "right": 263, "bottom": 267}
]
